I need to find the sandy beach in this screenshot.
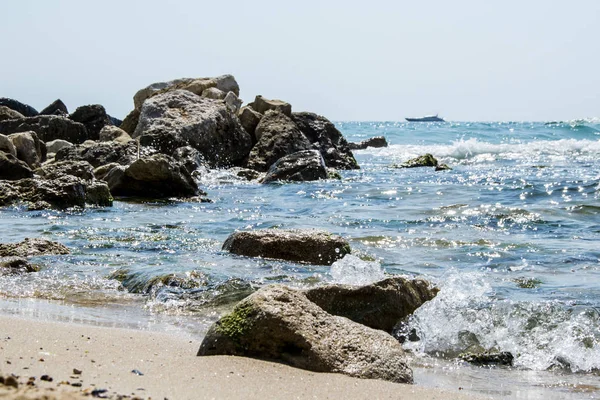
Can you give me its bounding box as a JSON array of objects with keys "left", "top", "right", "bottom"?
[{"left": 0, "top": 315, "right": 490, "bottom": 400}]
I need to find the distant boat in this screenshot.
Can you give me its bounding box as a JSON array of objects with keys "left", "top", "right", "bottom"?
[{"left": 405, "top": 114, "right": 445, "bottom": 122}]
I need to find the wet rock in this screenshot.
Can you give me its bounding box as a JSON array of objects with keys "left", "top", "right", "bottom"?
[
  {"left": 235, "top": 168, "right": 262, "bottom": 181},
  {"left": 0, "top": 256, "right": 39, "bottom": 274},
  {"left": 120, "top": 109, "right": 140, "bottom": 134},
  {"left": 261, "top": 150, "right": 327, "bottom": 183},
  {"left": 348, "top": 136, "right": 388, "bottom": 150},
  {"left": 222, "top": 228, "right": 351, "bottom": 266},
  {"left": 138, "top": 131, "right": 186, "bottom": 155},
  {"left": 8, "top": 131, "right": 45, "bottom": 168},
  {"left": 55, "top": 141, "right": 138, "bottom": 168},
  {"left": 398, "top": 153, "right": 438, "bottom": 168},
  {"left": 459, "top": 348, "right": 514, "bottom": 366},
  {"left": 0, "top": 106, "right": 24, "bottom": 122},
  {"left": 39, "top": 99, "right": 68, "bottom": 116},
  {"left": 246, "top": 110, "right": 311, "bottom": 172},
  {"left": 69, "top": 104, "right": 112, "bottom": 140},
  {"left": 0, "top": 115, "right": 88, "bottom": 144},
  {"left": 238, "top": 106, "right": 263, "bottom": 142},
  {"left": 198, "top": 285, "right": 413, "bottom": 383},
  {"left": 249, "top": 95, "right": 292, "bottom": 117},
  {"left": 35, "top": 160, "right": 95, "bottom": 181},
  {"left": 172, "top": 146, "right": 204, "bottom": 174},
  {"left": 46, "top": 139, "right": 73, "bottom": 155},
  {"left": 99, "top": 125, "right": 132, "bottom": 144},
  {"left": 304, "top": 277, "right": 439, "bottom": 333},
  {"left": 0, "top": 238, "right": 70, "bottom": 257},
  {"left": 0, "top": 98, "right": 38, "bottom": 117},
  {"left": 0, "top": 152, "right": 33, "bottom": 180},
  {"left": 291, "top": 112, "right": 359, "bottom": 170},
  {"left": 435, "top": 163, "right": 452, "bottom": 171},
  {"left": 133, "top": 90, "right": 252, "bottom": 167}
]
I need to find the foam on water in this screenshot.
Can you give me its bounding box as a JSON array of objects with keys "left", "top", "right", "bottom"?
[{"left": 329, "top": 255, "right": 385, "bottom": 285}]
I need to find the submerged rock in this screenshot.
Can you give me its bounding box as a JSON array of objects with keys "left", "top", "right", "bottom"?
[
  {"left": 348, "top": 136, "right": 388, "bottom": 150},
  {"left": 261, "top": 150, "right": 328, "bottom": 183},
  {"left": 304, "top": 277, "right": 439, "bottom": 333},
  {"left": 198, "top": 285, "right": 413, "bottom": 383},
  {"left": 0, "top": 256, "right": 39, "bottom": 274},
  {"left": 222, "top": 228, "right": 350, "bottom": 266},
  {"left": 0, "top": 238, "right": 70, "bottom": 257}
]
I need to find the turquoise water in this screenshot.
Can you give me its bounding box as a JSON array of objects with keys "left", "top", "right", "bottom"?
[{"left": 1, "top": 120, "right": 599, "bottom": 398}]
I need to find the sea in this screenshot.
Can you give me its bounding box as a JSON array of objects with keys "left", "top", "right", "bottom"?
[{"left": 1, "top": 120, "right": 599, "bottom": 399}]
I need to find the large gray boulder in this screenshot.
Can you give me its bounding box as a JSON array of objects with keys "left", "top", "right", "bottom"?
[
  {"left": 0, "top": 98, "right": 38, "bottom": 117},
  {"left": 54, "top": 141, "right": 138, "bottom": 168},
  {"left": 291, "top": 112, "right": 359, "bottom": 170},
  {"left": 304, "top": 277, "right": 439, "bottom": 333},
  {"left": 99, "top": 125, "right": 132, "bottom": 144},
  {"left": 198, "top": 285, "right": 413, "bottom": 383},
  {"left": 0, "top": 115, "right": 88, "bottom": 144},
  {"left": 249, "top": 95, "right": 292, "bottom": 117},
  {"left": 133, "top": 90, "right": 252, "bottom": 168},
  {"left": 39, "top": 99, "right": 68, "bottom": 116},
  {"left": 8, "top": 131, "right": 45, "bottom": 168},
  {"left": 0, "top": 152, "right": 33, "bottom": 180},
  {"left": 246, "top": 110, "right": 311, "bottom": 172},
  {"left": 46, "top": 139, "right": 73, "bottom": 155},
  {"left": 222, "top": 228, "right": 351, "bottom": 266},
  {"left": 0, "top": 106, "right": 24, "bottom": 122},
  {"left": 0, "top": 238, "right": 69, "bottom": 257},
  {"left": 0, "top": 134, "right": 17, "bottom": 156},
  {"left": 69, "top": 104, "right": 112, "bottom": 140},
  {"left": 261, "top": 150, "right": 327, "bottom": 183}
]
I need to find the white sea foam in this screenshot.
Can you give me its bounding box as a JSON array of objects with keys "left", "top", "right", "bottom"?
[{"left": 329, "top": 255, "right": 385, "bottom": 285}]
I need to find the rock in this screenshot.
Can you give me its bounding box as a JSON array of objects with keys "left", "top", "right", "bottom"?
[
  {"left": 0, "top": 98, "right": 38, "bottom": 117},
  {"left": 235, "top": 168, "right": 262, "bottom": 181},
  {"left": 238, "top": 106, "right": 263, "bottom": 142},
  {"left": 0, "top": 134, "right": 17, "bottom": 156},
  {"left": 249, "top": 95, "right": 292, "bottom": 117},
  {"left": 198, "top": 285, "right": 413, "bottom": 383},
  {"left": 261, "top": 150, "right": 327, "bottom": 183},
  {"left": 84, "top": 180, "right": 113, "bottom": 206},
  {"left": 109, "top": 154, "right": 199, "bottom": 198},
  {"left": 246, "top": 111, "right": 311, "bottom": 172},
  {"left": 172, "top": 146, "right": 204, "bottom": 174},
  {"left": 459, "top": 348, "right": 514, "bottom": 366},
  {"left": 46, "top": 139, "right": 73, "bottom": 154},
  {"left": 108, "top": 115, "right": 123, "bottom": 127},
  {"left": 99, "top": 125, "right": 132, "bottom": 144},
  {"left": 348, "top": 136, "right": 388, "bottom": 150},
  {"left": 0, "top": 106, "right": 24, "bottom": 122},
  {"left": 93, "top": 162, "right": 119, "bottom": 181},
  {"left": 399, "top": 153, "right": 438, "bottom": 168},
  {"left": 35, "top": 160, "right": 95, "bottom": 181},
  {"left": 0, "top": 238, "right": 70, "bottom": 257},
  {"left": 69, "top": 105, "right": 112, "bottom": 140},
  {"left": 0, "top": 152, "right": 33, "bottom": 180},
  {"left": 0, "top": 256, "right": 39, "bottom": 274},
  {"left": 291, "top": 112, "right": 359, "bottom": 170},
  {"left": 138, "top": 131, "right": 186, "bottom": 155},
  {"left": 8, "top": 131, "right": 45, "bottom": 168},
  {"left": 0, "top": 115, "right": 88, "bottom": 144},
  {"left": 224, "top": 91, "right": 242, "bottom": 114},
  {"left": 134, "top": 78, "right": 190, "bottom": 110},
  {"left": 39, "top": 99, "right": 68, "bottom": 116},
  {"left": 133, "top": 90, "right": 252, "bottom": 168},
  {"left": 223, "top": 228, "right": 350, "bottom": 266},
  {"left": 55, "top": 141, "right": 138, "bottom": 168},
  {"left": 435, "top": 163, "right": 452, "bottom": 171},
  {"left": 202, "top": 87, "right": 227, "bottom": 100},
  {"left": 120, "top": 109, "right": 140, "bottom": 134},
  {"left": 304, "top": 277, "right": 438, "bottom": 333}
]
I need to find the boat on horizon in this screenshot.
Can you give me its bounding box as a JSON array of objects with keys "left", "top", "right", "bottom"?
[{"left": 405, "top": 114, "right": 445, "bottom": 122}]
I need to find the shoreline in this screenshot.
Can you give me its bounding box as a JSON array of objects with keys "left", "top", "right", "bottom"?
[{"left": 0, "top": 314, "right": 489, "bottom": 400}]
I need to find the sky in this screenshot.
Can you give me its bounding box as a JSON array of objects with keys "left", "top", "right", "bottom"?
[{"left": 1, "top": 0, "right": 599, "bottom": 121}]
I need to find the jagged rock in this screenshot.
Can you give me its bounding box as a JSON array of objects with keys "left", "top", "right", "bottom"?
[
  {"left": 46, "top": 139, "right": 73, "bottom": 154},
  {"left": 39, "top": 99, "right": 68, "bottom": 116},
  {"left": 198, "top": 285, "right": 413, "bottom": 383},
  {"left": 238, "top": 106, "right": 263, "bottom": 142},
  {"left": 0, "top": 152, "right": 33, "bottom": 180},
  {"left": 99, "top": 125, "right": 132, "bottom": 144},
  {"left": 348, "top": 136, "right": 388, "bottom": 150},
  {"left": 459, "top": 348, "right": 514, "bottom": 366},
  {"left": 261, "top": 150, "right": 327, "bottom": 183},
  {"left": 55, "top": 141, "right": 138, "bottom": 168},
  {"left": 246, "top": 111, "right": 311, "bottom": 172},
  {"left": 172, "top": 146, "right": 204, "bottom": 174},
  {"left": 69, "top": 104, "right": 112, "bottom": 140},
  {"left": 0, "top": 115, "right": 88, "bottom": 144},
  {"left": 0, "top": 134, "right": 17, "bottom": 156},
  {"left": 0, "top": 106, "right": 24, "bottom": 122},
  {"left": 35, "top": 160, "right": 95, "bottom": 181},
  {"left": 0, "top": 98, "right": 38, "bottom": 117},
  {"left": 0, "top": 238, "right": 70, "bottom": 257},
  {"left": 304, "top": 277, "right": 438, "bottom": 333},
  {"left": 223, "top": 228, "right": 350, "bottom": 266},
  {"left": 291, "top": 112, "right": 359, "bottom": 170},
  {"left": 202, "top": 87, "right": 227, "bottom": 100},
  {"left": 133, "top": 90, "right": 252, "bottom": 168},
  {"left": 249, "top": 95, "right": 292, "bottom": 117},
  {"left": 399, "top": 153, "right": 438, "bottom": 168},
  {"left": 435, "top": 163, "right": 452, "bottom": 171},
  {"left": 8, "top": 131, "right": 45, "bottom": 168},
  {"left": 120, "top": 109, "right": 140, "bottom": 134},
  {"left": 138, "top": 131, "right": 186, "bottom": 155},
  {"left": 224, "top": 91, "right": 242, "bottom": 113},
  {"left": 0, "top": 256, "right": 39, "bottom": 274}
]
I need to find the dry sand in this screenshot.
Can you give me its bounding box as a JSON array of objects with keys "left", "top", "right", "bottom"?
[{"left": 0, "top": 315, "right": 491, "bottom": 399}]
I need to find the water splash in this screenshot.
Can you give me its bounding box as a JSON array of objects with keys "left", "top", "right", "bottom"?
[{"left": 329, "top": 255, "right": 385, "bottom": 285}]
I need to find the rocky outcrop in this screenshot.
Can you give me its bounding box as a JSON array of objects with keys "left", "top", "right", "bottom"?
[
  {"left": 348, "top": 136, "right": 388, "bottom": 150},
  {"left": 99, "top": 125, "right": 132, "bottom": 144},
  {"left": 249, "top": 95, "right": 292, "bottom": 117},
  {"left": 304, "top": 277, "right": 439, "bottom": 333},
  {"left": 0, "top": 98, "right": 38, "bottom": 117},
  {"left": 0, "top": 238, "right": 70, "bottom": 257},
  {"left": 8, "top": 131, "right": 45, "bottom": 168},
  {"left": 238, "top": 106, "right": 262, "bottom": 142},
  {"left": 222, "top": 229, "right": 351, "bottom": 266},
  {"left": 54, "top": 141, "right": 138, "bottom": 168},
  {"left": 291, "top": 112, "right": 359, "bottom": 170},
  {"left": 399, "top": 153, "right": 438, "bottom": 168},
  {"left": 69, "top": 105, "right": 112, "bottom": 140},
  {"left": 120, "top": 109, "right": 140, "bottom": 134},
  {"left": 39, "top": 99, "right": 68, "bottom": 116},
  {"left": 198, "top": 285, "right": 413, "bottom": 383},
  {"left": 0, "top": 106, "right": 24, "bottom": 122},
  {"left": 0, "top": 115, "right": 88, "bottom": 144},
  {"left": 246, "top": 111, "right": 311, "bottom": 172},
  {"left": 0, "top": 152, "right": 33, "bottom": 180},
  {"left": 261, "top": 150, "right": 327, "bottom": 183},
  {"left": 0, "top": 256, "right": 39, "bottom": 274},
  {"left": 133, "top": 90, "right": 252, "bottom": 168}
]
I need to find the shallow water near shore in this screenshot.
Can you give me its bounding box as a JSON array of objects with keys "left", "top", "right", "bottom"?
[{"left": 1, "top": 120, "right": 599, "bottom": 399}]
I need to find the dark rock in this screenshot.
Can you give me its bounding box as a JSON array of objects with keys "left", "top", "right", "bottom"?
[
  {"left": 291, "top": 112, "right": 359, "bottom": 170},
  {"left": 0, "top": 98, "right": 38, "bottom": 117},
  {"left": 138, "top": 131, "right": 186, "bottom": 155},
  {"left": 39, "top": 99, "right": 68, "bottom": 116},
  {"left": 0, "top": 238, "right": 70, "bottom": 257},
  {"left": 198, "top": 285, "right": 413, "bottom": 383},
  {"left": 459, "top": 349, "right": 514, "bottom": 366},
  {"left": 222, "top": 228, "right": 351, "bottom": 266},
  {"left": 99, "top": 125, "right": 132, "bottom": 144},
  {"left": 172, "top": 146, "right": 204, "bottom": 174},
  {"left": 55, "top": 141, "right": 138, "bottom": 168},
  {"left": 249, "top": 95, "right": 292, "bottom": 117},
  {"left": 69, "top": 104, "right": 112, "bottom": 140},
  {"left": 0, "top": 106, "right": 24, "bottom": 122},
  {"left": 108, "top": 115, "right": 123, "bottom": 127},
  {"left": 246, "top": 111, "right": 311, "bottom": 172},
  {"left": 261, "top": 150, "right": 327, "bottom": 183},
  {"left": 304, "top": 277, "right": 439, "bottom": 333},
  {"left": 435, "top": 163, "right": 452, "bottom": 171},
  {"left": 399, "top": 153, "right": 438, "bottom": 168},
  {"left": 120, "top": 109, "right": 140, "bottom": 134},
  {"left": 348, "top": 136, "right": 388, "bottom": 150},
  {"left": 35, "top": 160, "right": 95, "bottom": 181},
  {"left": 133, "top": 90, "right": 252, "bottom": 168},
  {"left": 238, "top": 106, "right": 263, "bottom": 142},
  {"left": 0, "top": 115, "right": 88, "bottom": 144},
  {"left": 0, "top": 152, "right": 33, "bottom": 180},
  {"left": 0, "top": 256, "right": 39, "bottom": 274},
  {"left": 8, "top": 131, "right": 45, "bottom": 168},
  {"left": 235, "top": 168, "right": 262, "bottom": 181},
  {"left": 0, "top": 134, "right": 17, "bottom": 156}
]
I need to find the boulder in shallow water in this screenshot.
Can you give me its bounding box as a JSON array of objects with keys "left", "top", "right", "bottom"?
[
  {"left": 0, "top": 256, "right": 39, "bottom": 274},
  {"left": 69, "top": 104, "right": 112, "bottom": 140},
  {"left": 0, "top": 106, "right": 24, "bottom": 122},
  {"left": 0, "top": 98, "right": 38, "bottom": 117},
  {"left": 459, "top": 348, "right": 514, "bottom": 366},
  {"left": 0, "top": 115, "right": 88, "bottom": 144},
  {"left": 0, "top": 238, "right": 70, "bottom": 257},
  {"left": 398, "top": 153, "right": 438, "bottom": 168},
  {"left": 222, "top": 228, "right": 351, "bottom": 266},
  {"left": 0, "top": 152, "right": 33, "bottom": 180},
  {"left": 304, "top": 277, "right": 439, "bottom": 333},
  {"left": 348, "top": 136, "right": 388, "bottom": 150},
  {"left": 261, "top": 150, "right": 327, "bottom": 183},
  {"left": 198, "top": 285, "right": 413, "bottom": 383}
]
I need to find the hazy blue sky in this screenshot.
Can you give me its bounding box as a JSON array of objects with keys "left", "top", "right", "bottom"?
[{"left": 2, "top": 0, "right": 599, "bottom": 121}]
